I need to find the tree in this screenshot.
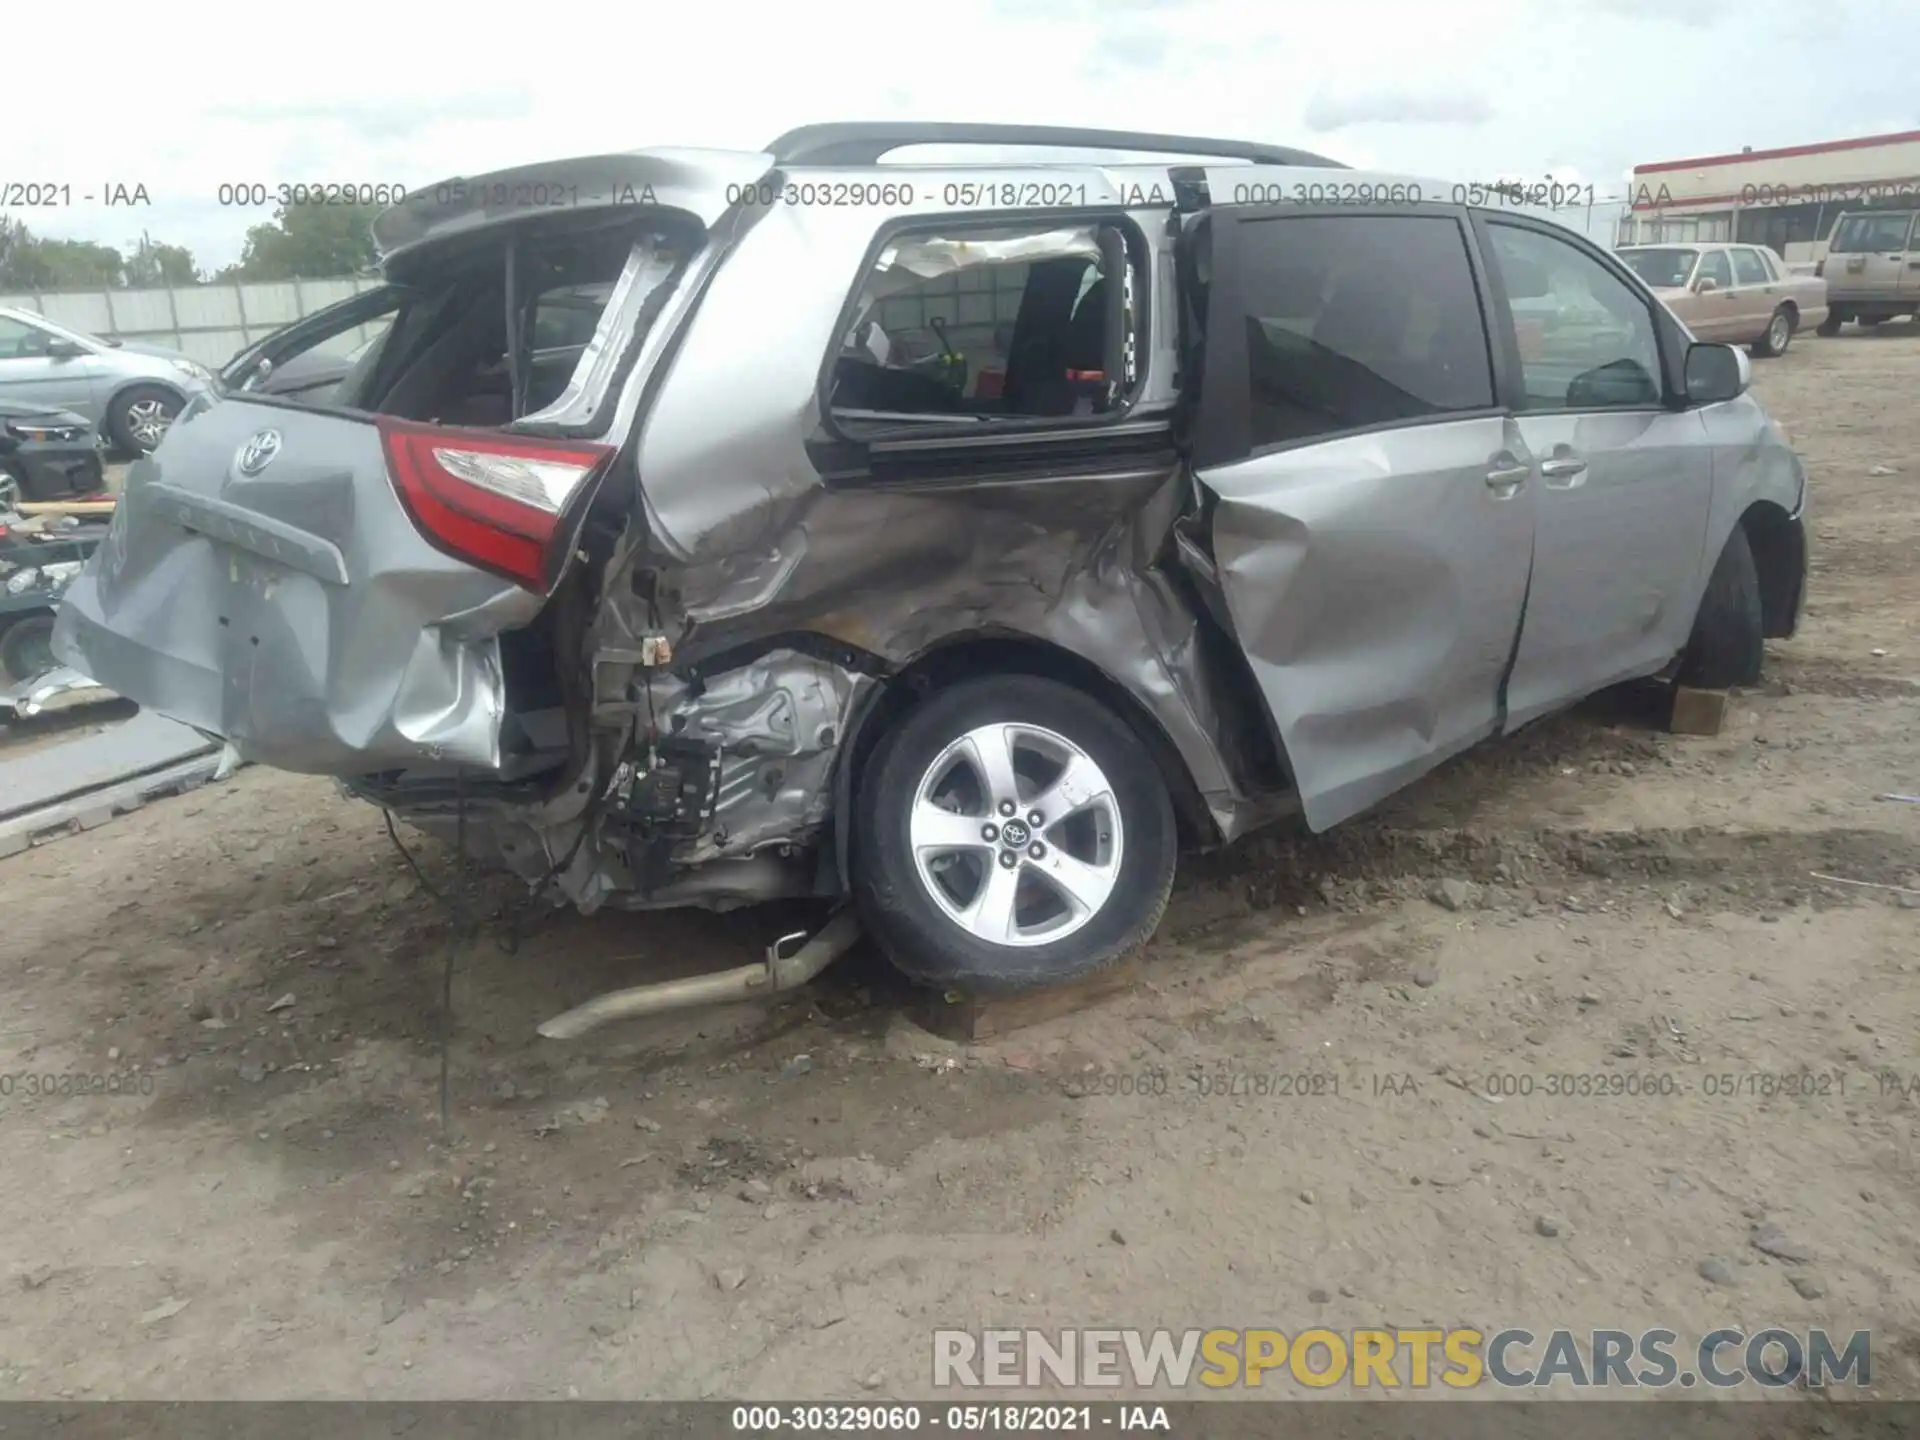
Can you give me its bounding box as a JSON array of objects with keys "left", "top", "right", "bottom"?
[
  {"left": 125, "top": 232, "right": 201, "bottom": 287},
  {"left": 220, "top": 202, "right": 381, "bottom": 281},
  {"left": 21, "top": 237, "right": 126, "bottom": 289}
]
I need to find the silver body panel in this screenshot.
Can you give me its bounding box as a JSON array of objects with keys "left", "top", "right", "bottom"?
[{"left": 51, "top": 136, "right": 1811, "bottom": 917}]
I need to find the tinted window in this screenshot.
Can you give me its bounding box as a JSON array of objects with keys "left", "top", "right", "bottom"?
[
  {"left": 1731, "top": 248, "right": 1769, "bottom": 285},
  {"left": 1235, "top": 215, "right": 1494, "bottom": 450},
  {"left": 1620, "top": 248, "right": 1697, "bottom": 288},
  {"left": 1697, "top": 250, "right": 1732, "bottom": 288},
  {"left": 1486, "top": 223, "right": 1663, "bottom": 411},
  {"left": 1829, "top": 213, "right": 1915, "bottom": 253}
]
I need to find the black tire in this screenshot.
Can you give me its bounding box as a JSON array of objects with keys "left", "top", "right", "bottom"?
[
  {"left": 1816, "top": 312, "right": 1842, "bottom": 336},
  {"left": 0, "top": 613, "right": 57, "bottom": 687},
  {"left": 1751, "top": 306, "right": 1793, "bottom": 357},
  {"left": 106, "top": 384, "right": 183, "bottom": 455},
  {"left": 1678, "top": 525, "right": 1764, "bottom": 689},
  {"left": 850, "top": 675, "right": 1177, "bottom": 993}
]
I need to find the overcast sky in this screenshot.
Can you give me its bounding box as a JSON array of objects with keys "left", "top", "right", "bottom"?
[{"left": 5, "top": 0, "right": 1913, "bottom": 272}]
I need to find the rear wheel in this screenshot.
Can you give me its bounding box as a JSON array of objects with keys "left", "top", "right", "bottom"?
[
  {"left": 1752, "top": 306, "right": 1794, "bottom": 357},
  {"left": 107, "top": 384, "right": 182, "bottom": 455},
  {"left": 1816, "top": 312, "right": 1842, "bottom": 336},
  {"left": 0, "top": 613, "right": 57, "bottom": 687},
  {"left": 850, "top": 675, "right": 1177, "bottom": 993},
  {"left": 1678, "top": 526, "right": 1764, "bottom": 689}
]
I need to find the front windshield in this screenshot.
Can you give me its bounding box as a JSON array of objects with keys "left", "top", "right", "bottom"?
[{"left": 1620, "top": 248, "right": 1699, "bottom": 289}]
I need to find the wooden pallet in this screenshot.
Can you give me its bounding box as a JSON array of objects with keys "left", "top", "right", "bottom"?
[{"left": 1669, "top": 685, "right": 1730, "bottom": 736}]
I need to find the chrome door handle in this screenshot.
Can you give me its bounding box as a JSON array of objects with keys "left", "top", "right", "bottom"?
[
  {"left": 1540, "top": 456, "right": 1588, "bottom": 480},
  {"left": 1486, "top": 464, "right": 1530, "bottom": 489}
]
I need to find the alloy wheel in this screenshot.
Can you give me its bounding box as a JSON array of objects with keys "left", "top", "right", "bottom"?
[
  {"left": 908, "top": 722, "right": 1124, "bottom": 947},
  {"left": 126, "top": 399, "right": 173, "bottom": 451}
]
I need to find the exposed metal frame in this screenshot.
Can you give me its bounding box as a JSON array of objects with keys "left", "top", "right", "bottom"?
[{"left": 765, "top": 123, "right": 1346, "bottom": 171}]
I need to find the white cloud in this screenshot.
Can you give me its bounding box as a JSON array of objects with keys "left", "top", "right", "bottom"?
[
  {"left": 2, "top": 0, "right": 1915, "bottom": 270},
  {"left": 1303, "top": 89, "right": 1495, "bottom": 133}
]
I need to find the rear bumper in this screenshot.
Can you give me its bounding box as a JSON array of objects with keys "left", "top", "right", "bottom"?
[{"left": 53, "top": 543, "right": 515, "bottom": 776}]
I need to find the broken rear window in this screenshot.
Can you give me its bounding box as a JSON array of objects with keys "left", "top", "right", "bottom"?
[
  {"left": 355, "top": 216, "right": 697, "bottom": 430},
  {"left": 828, "top": 221, "right": 1141, "bottom": 431}
]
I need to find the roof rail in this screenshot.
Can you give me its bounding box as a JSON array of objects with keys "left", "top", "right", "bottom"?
[{"left": 764, "top": 122, "right": 1346, "bottom": 170}]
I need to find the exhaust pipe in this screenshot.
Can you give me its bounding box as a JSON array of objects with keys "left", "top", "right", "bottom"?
[{"left": 536, "top": 909, "right": 862, "bottom": 1040}]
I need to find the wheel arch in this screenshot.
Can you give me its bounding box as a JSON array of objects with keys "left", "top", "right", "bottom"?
[
  {"left": 1738, "top": 498, "right": 1804, "bottom": 639},
  {"left": 101, "top": 377, "right": 188, "bottom": 435},
  {"left": 829, "top": 633, "right": 1219, "bottom": 892}
]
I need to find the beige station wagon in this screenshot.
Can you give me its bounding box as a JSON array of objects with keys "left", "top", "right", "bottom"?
[{"left": 1618, "top": 244, "right": 1828, "bottom": 357}]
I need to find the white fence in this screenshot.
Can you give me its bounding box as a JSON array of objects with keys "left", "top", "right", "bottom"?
[{"left": 0, "top": 276, "right": 385, "bottom": 368}]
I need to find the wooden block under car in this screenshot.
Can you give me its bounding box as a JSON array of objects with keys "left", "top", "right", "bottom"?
[
  {"left": 1669, "top": 685, "right": 1729, "bottom": 737},
  {"left": 913, "top": 957, "right": 1145, "bottom": 1044}
]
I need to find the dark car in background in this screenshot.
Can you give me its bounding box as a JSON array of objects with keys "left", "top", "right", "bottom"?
[{"left": 0, "top": 402, "right": 108, "bottom": 502}]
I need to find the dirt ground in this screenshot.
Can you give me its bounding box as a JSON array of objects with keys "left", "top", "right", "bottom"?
[{"left": 3, "top": 329, "right": 1919, "bottom": 1408}]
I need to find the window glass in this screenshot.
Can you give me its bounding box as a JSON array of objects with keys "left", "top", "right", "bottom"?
[
  {"left": 830, "top": 224, "right": 1132, "bottom": 424},
  {"left": 1696, "top": 250, "right": 1732, "bottom": 288},
  {"left": 1829, "top": 213, "right": 1916, "bottom": 253},
  {"left": 1619, "top": 248, "right": 1698, "bottom": 288},
  {"left": 1731, "top": 248, "right": 1769, "bottom": 285},
  {"left": 0, "top": 316, "right": 51, "bottom": 358},
  {"left": 1486, "top": 223, "right": 1663, "bottom": 411},
  {"left": 1233, "top": 214, "right": 1494, "bottom": 450}
]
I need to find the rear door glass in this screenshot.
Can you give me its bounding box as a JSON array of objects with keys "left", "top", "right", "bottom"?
[
  {"left": 1829, "top": 213, "right": 1916, "bottom": 253},
  {"left": 1697, "top": 250, "right": 1733, "bottom": 287},
  {"left": 1231, "top": 213, "right": 1495, "bottom": 449},
  {"left": 1731, "top": 249, "right": 1769, "bottom": 285}
]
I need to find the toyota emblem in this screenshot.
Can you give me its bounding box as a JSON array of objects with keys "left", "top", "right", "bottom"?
[{"left": 237, "top": 429, "right": 282, "bottom": 476}]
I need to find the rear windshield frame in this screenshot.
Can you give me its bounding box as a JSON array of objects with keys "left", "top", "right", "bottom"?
[{"left": 362, "top": 207, "right": 707, "bottom": 438}]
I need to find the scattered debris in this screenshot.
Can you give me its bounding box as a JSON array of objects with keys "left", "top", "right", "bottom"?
[
  {"left": 1308, "top": 1288, "right": 1331, "bottom": 1304},
  {"left": 1534, "top": 1215, "right": 1564, "bottom": 1239},
  {"left": 1810, "top": 872, "right": 1920, "bottom": 898},
  {"left": 139, "top": 1297, "right": 191, "bottom": 1325},
  {"left": 1789, "top": 1276, "right": 1826, "bottom": 1300},
  {"left": 1698, "top": 1258, "right": 1736, "bottom": 1287},
  {"left": 1749, "top": 1223, "right": 1813, "bottom": 1263},
  {"left": 1429, "top": 878, "right": 1479, "bottom": 913},
  {"left": 266, "top": 993, "right": 296, "bottom": 1014},
  {"left": 713, "top": 1267, "right": 749, "bottom": 1292}
]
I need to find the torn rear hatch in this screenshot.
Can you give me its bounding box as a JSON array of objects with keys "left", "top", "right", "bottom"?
[{"left": 55, "top": 148, "right": 773, "bottom": 778}]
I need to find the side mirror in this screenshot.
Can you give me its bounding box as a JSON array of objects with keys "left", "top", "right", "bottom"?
[
  {"left": 44, "top": 338, "right": 85, "bottom": 359},
  {"left": 1685, "top": 342, "right": 1750, "bottom": 404},
  {"left": 1694, "top": 277, "right": 1718, "bottom": 294}
]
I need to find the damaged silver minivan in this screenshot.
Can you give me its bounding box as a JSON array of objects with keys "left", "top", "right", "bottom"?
[{"left": 57, "top": 124, "right": 1809, "bottom": 993}]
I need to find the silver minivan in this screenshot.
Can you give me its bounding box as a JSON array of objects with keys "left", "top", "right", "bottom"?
[{"left": 55, "top": 124, "right": 1810, "bottom": 994}]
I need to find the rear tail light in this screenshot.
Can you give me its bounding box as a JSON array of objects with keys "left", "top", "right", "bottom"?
[{"left": 377, "top": 418, "right": 615, "bottom": 592}]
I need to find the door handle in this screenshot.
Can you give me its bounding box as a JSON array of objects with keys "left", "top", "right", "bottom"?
[
  {"left": 1908, "top": 261, "right": 1920, "bottom": 270},
  {"left": 1485, "top": 463, "right": 1530, "bottom": 490},
  {"left": 1540, "top": 456, "right": 1588, "bottom": 480}
]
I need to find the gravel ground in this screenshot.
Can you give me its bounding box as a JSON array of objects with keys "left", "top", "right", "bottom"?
[{"left": 2, "top": 327, "right": 1918, "bottom": 1412}]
